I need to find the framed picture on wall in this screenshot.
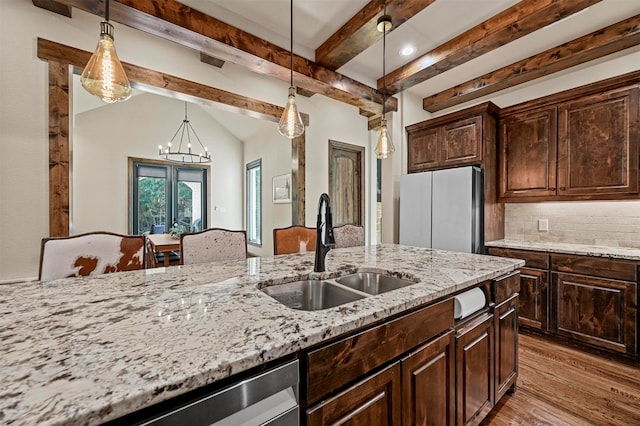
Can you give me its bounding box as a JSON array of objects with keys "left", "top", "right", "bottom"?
[{"left": 273, "top": 173, "right": 292, "bottom": 204}]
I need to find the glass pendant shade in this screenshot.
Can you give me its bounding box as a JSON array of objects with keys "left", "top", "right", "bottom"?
[
  {"left": 278, "top": 87, "right": 305, "bottom": 139},
  {"left": 81, "top": 21, "right": 131, "bottom": 103},
  {"left": 375, "top": 118, "right": 395, "bottom": 159}
]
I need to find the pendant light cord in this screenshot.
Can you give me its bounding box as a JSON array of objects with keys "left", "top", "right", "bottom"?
[
  {"left": 105, "top": 0, "right": 110, "bottom": 22},
  {"left": 382, "top": 3, "right": 387, "bottom": 117},
  {"left": 290, "top": 0, "right": 294, "bottom": 87}
]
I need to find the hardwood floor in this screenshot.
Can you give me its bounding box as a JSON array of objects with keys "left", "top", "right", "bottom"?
[{"left": 482, "top": 333, "right": 640, "bottom": 425}]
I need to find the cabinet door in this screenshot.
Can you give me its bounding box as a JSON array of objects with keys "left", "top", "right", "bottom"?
[
  {"left": 518, "top": 267, "right": 548, "bottom": 330},
  {"left": 441, "top": 116, "right": 483, "bottom": 167},
  {"left": 557, "top": 87, "right": 639, "bottom": 196},
  {"left": 498, "top": 108, "right": 557, "bottom": 198},
  {"left": 306, "top": 362, "right": 402, "bottom": 426},
  {"left": 401, "top": 330, "right": 455, "bottom": 426},
  {"left": 455, "top": 313, "right": 494, "bottom": 426},
  {"left": 494, "top": 295, "right": 518, "bottom": 402},
  {"left": 551, "top": 272, "right": 637, "bottom": 355},
  {"left": 408, "top": 127, "right": 440, "bottom": 172}
]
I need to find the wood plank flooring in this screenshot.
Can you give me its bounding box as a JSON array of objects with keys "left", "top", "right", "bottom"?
[{"left": 481, "top": 333, "right": 640, "bottom": 425}]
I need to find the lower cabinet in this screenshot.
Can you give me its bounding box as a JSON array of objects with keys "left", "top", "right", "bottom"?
[
  {"left": 494, "top": 295, "right": 518, "bottom": 401},
  {"left": 552, "top": 272, "right": 637, "bottom": 355},
  {"left": 401, "top": 330, "right": 456, "bottom": 426},
  {"left": 306, "top": 362, "right": 402, "bottom": 426},
  {"left": 455, "top": 313, "right": 495, "bottom": 426}
]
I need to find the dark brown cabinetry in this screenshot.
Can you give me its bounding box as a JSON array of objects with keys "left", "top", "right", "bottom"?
[
  {"left": 557, "top": 88, "right": 639, "bottom": 196},
  {"left": 306, "top": 362, "right": 402, "bottom": 426},
  {"left": 455, "top": 313, "right": 494, "bottom": 426},
  {"left": 487, "top": 248, "right": 548, "bottom": 330},
  {"left": 494, "top": 295, "right": 518, "bottom": 402},
  {"left": 498, "top": 108, "right": 557, "bottom": 199},
  {"left": 498, "top": 83, "right": 640, "bottom": 202},
  {"left": 488, "top": 247, "right": 639, "bottom": 360}
]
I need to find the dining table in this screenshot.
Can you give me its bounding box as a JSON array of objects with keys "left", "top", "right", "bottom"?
[{"left": 147, "top": 233, "right": 181, "bottom": 267}]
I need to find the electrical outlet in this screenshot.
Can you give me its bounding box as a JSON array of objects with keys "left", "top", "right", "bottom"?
[{"left": 538, "top": 218, "right": 549, "bottom": 232}]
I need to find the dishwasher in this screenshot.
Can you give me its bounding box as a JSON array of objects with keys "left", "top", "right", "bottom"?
[{"left": 137, "top": 359, "right": 299, "bottom": 426}]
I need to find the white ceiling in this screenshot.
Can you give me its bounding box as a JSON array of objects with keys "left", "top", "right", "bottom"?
[{"left": 179, "top": 0, "right": 640, "bottom": 99}]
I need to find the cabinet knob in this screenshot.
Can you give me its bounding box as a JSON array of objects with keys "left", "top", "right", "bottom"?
[
  {"left": 549, "top": 187, "right": 555, "bottom": 191},
  {"left": 559, "top": 187, "right": 566, "bottom": 191}
]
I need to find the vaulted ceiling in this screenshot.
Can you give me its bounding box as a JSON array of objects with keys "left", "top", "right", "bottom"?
[{"left": 35, "top": 0, "right": 640, "bottom": 122}]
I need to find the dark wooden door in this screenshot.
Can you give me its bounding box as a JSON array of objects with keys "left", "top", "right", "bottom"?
[
  {"left": 557, "top": 87, "right": 639, "bottom": 196},
  {"left": 455, "top": 313, "right": 495, "bottom": 426},
  {"left": 499, "top": 108, "right": 557, "bottom": 198},
  {"left": 306, "top": 362, "right": 402, "bottom": 426},
  {"left": 518, "top": 267, "right": 549, "bottom": 330},
  {"left": 494, "top": 295, "right": 518, "bottom": 402},
  {"left": 408, "top": 127, "right": 440, "bottom": 172},
  {"left": 551, "top": 272, "right": 637, "bottom": 355},
  {"left": 401, "top": 330, "right": 455, "bottom": 426},
  {"left": 441, "top": 116, "right": 483, "bottom": 167},
  {"left": 329, "top": 141, "right": 364, "bottom": 226}
]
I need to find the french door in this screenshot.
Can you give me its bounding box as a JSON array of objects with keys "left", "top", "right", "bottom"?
[{"left": 131, "top": 159, "right": 208, "bottom": 235}]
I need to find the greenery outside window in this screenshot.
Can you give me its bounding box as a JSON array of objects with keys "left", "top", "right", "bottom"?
[
  {"left": 131, "top": 159, "right": 208, "bottom": 235},
  {"left": 246, "top": 159, "right": 262, "bottom": 246}
]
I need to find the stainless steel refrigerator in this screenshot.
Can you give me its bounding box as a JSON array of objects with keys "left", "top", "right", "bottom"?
[{"left": 399, "top": 166, "right": 484, "bottom": 254}]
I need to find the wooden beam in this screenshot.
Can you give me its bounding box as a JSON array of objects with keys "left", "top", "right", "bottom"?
[
  {"left": 199, "top": 52, "right": 224, "bottom": 69},
  {"left": 48, "top": 61, "right": 70, "bottom": 237},
  {"left": 315, "top": 0, "right": 436, "bottom": 71},
  {"left": 368, "top": 116, "right": 383, "bottom": 131},
  {"left": 296, "top": 87, "right": 315, "bottom": 98},
  {"left": 36, "top": 38, "right": 309, "bottom": 126},
  {"left": 50, "top": 0, "right": 396, "bottom": 115},
  {"left": 423, "top": 14, "right": 640, "bottom": 113},
  {"left": 382, "top": 0, "right": 602, "bottom": 94},
  {"left": 32, "top": 0, "right": 72, "bottom": 17}
]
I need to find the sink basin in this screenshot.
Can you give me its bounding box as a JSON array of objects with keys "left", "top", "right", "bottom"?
[
  {"left": 335, "top": 272, "right": 415, "bottom": 295},
  {"left": 261, "top": 280, "right": 366, "bottom": 311}
]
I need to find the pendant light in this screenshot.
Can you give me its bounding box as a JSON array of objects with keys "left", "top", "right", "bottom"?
[
  {"left": 278, "top": 0, "right": 305, "bottom": 139},
  {"left": 80, "top": 0, "right": 132, "bottom": 103},
  {"left": 375, "top": 7, "right": 395, "bottom": 159},
  {"left": 159, "top": 102, "right": 212, "bottom": 164}
]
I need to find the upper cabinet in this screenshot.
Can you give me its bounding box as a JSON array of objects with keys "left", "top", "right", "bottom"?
[
  {"left": 498, "top": 81, "right": 640, "bottom": 202},
  {"left": 406, "top": 103, "right": 498, "bottom": 173}
]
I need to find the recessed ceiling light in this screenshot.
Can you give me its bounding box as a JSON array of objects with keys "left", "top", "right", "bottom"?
[{"left": 400, "top": 45, "right": 416, "bottom": 56}]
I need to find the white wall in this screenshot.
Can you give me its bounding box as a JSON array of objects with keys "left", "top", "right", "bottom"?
[{"left": 73, "top": 93, "right": 243, "bottom": 235}]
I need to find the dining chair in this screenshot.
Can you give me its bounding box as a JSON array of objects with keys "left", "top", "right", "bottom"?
[
  {"left": 180, "top": 228, "right": 247, "bottom": 265},
  {"left": 39, "top": 231, "right": 146, "bottom": 281},
  {"left": 333, "top": 224, "right": 365, "bottom": 248},
  {"left": 273, "top": 225, "right": 317, "bottom": 255}
]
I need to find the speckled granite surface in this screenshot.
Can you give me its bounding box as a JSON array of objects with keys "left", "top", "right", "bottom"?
[
  {"left": 0, "top": 244, "right": 522, "bottom": 425},
  {"left": 486, "top": 239, "right": 640, "bottom": 261}
]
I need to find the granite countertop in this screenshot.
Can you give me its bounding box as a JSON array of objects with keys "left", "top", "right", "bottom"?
[
  {"left": 0, "top": 244, "right": 523, "bottom": 425},
  {"left": 486, "top": 240, "right": 640, "bottom": 261}
]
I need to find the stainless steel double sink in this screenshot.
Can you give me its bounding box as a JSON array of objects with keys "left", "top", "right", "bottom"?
[{"left": 261, "top": 271, "right": 416, "bottom": 311}]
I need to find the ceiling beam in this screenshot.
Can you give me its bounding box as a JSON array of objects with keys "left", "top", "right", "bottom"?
[
  {"left": 32, "top": 0, "right": 72, "bottom": 17},
  {"left": 315, "top": 0, "right": 436, "bottom": 71},
  {"left": 422, "top": 14, "right": 640, "bottom": 113},
  {"left": 36, "top": 38, "right": 310, "bottom": 126},
  {"left": 199, "top": 53, "right": 225, "bottom": 69},
  {"left": 45, "top": 0, "right": 396, "bottom": 115},
  {"left": 381, "top": 0, "right": 602, "bottom": 94}
]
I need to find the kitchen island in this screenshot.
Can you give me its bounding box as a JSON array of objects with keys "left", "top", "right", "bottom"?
[{"left": 0, "top": 244, "right": 523, "bottom": 425}]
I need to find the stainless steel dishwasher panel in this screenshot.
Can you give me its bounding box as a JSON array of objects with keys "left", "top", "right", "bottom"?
[{"left": 140, "top": 359, "right": 299, "bottom": 426}]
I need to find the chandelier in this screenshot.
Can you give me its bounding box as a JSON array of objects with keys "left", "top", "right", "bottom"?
[
  {"left": 375, "top": 5, "right": 395, "bottom": 159},
  {"left": 159, "top": 102, "right": 211, "bottom": 164}
]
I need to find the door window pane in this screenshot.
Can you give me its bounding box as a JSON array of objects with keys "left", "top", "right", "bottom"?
[{"left": 246, "top": 159, "right": 261, "bottom": 245}]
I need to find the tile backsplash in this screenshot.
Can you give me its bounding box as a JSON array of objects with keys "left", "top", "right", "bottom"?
[{"left": 504, "top": 201, "right": 640, "bottom": 249}]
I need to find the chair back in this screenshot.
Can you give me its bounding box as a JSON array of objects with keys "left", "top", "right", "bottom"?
[
  {"left": 333, "top": 224, "right": 365, "bottom": 248},
  {"left": 39, "top": 232, "right": 145, "bottom": 281},
  {"left": 273, "top": 225, "right": 317, "bottom": 255},
  {"left": 180, "top": 228, "right": 247, "bottom": 265}
]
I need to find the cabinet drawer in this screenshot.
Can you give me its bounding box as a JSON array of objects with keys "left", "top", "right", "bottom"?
[
  {"left": 305, "top": 298, "right": 454, "bottom": 404},
  {"left": 487, "top": 247, "right": 549, "bottom": 269},
  {"left": 493, "top": 272, "right": 520, "bottom": 304},
  {"left": 550, "top": 253, "right": 638, "bottom": 281}
]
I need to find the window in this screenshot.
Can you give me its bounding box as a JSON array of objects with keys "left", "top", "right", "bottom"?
[
  {"left": 131, "top": 160, "right": 207, "bottom": 235},
  {"left": 246, "top": 159, "right": 262, "bottom": 245}
]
